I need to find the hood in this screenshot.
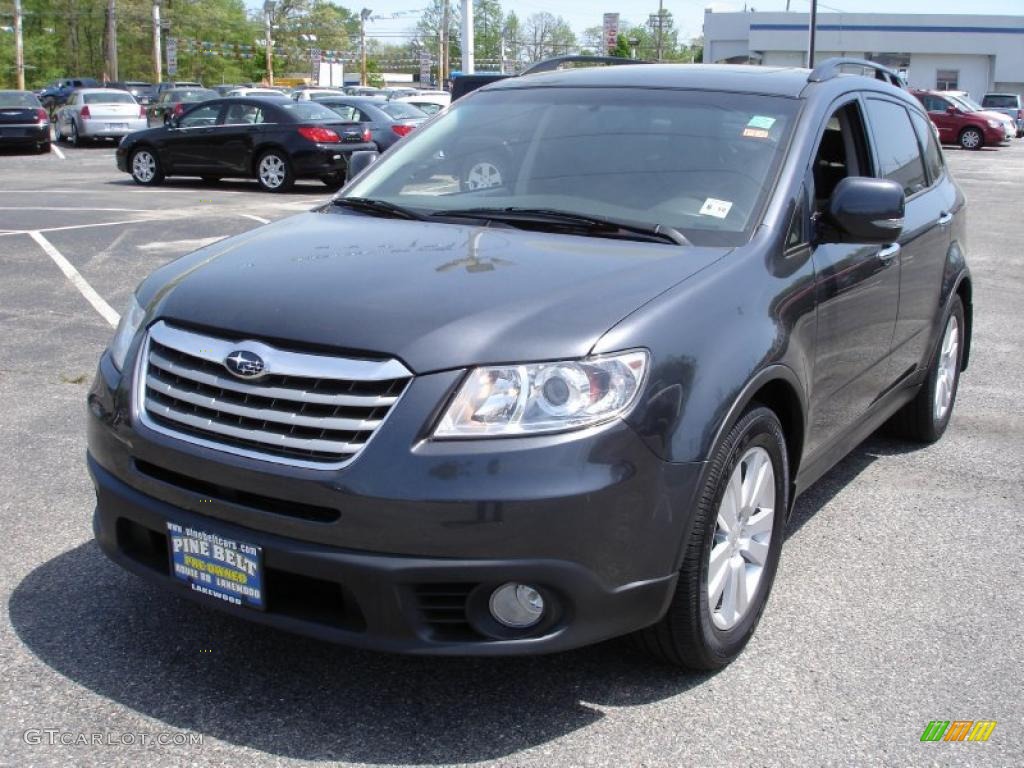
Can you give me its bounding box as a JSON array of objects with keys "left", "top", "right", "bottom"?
[
  {"left": 975, "top": 109, "right": 1012, "bottom": 125},
  {"left": 139, "top": 210, "right": 728, "bottom": 373}
]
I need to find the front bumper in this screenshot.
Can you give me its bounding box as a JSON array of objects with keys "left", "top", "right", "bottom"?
[{"left": 87, "top": 352, "right": 702, "bottom": 654}]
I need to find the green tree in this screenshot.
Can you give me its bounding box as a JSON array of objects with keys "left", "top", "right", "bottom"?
[
  {"left": 473, "top": 0, "right": 503, "bottom": 70},
  {"left": 520, "top": 12, "right": 575, "bottom": 63}
]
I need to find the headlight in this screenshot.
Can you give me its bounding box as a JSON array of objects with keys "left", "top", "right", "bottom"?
[
  {"left": 108, "top": 296, "right": 145, "bottom": 371},
  {"left": 988, "top": 119, "right": 1002, "bottom": 128},
  {"left": 434, "top": 350, "right": 648, "bottom": 437}
]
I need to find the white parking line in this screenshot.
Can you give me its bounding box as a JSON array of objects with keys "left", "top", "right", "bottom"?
[
  {"left": 27, "top": 231, "right": 120, "bottom": 327},
  {"left": 0, "top": 206, "right": 149, "bottom": 213},
  {"left": 50, "top": 143, "right": 66, "bottom": 160},
  {"left": 238, "top": 213, "right": 271, "bottom": 224}
]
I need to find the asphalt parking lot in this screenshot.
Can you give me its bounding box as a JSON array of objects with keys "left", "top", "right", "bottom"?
[{"left": 1, "top": 138, "right": 1022, "bottom": 767}]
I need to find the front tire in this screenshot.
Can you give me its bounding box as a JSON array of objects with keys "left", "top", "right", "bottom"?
[
  {"left": 959, "top": 127, "right": 983, "bottom": 150},
  {"left": 256, "top": 150, "right": 294, "bottom": 192},
  {"left": 636, "top": 406, "right": 789, "bottom": 669},
  {"left": 130, "top": 148, "right": 164, "bottom": 186},
  {"left": 887, "top": 296, "right": 965, "bottom": 443}
]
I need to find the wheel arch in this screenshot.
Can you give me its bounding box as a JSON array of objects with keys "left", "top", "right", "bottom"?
[
  {"left": 953, "top": 274, "right": 973, "bottom": 371},
  {"left": 251, "top": 144, "right": 290, "bottom": 178},
  {"left": 704, "top": 365, "right": 807, "bottom": 514}
]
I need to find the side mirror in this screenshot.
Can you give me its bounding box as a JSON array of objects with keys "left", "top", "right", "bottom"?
[
  {"left": 946, "top": 105, "right": 958, "bottom": 115},
  {"left": 822, "top": 177, "right": 905, "bottom": 244},
  {"left": 348, "top": 150, "right": 380, "bottom": 179}
]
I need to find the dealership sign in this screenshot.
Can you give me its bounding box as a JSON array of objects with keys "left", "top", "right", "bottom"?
[
  {"left": 603, "top": 13, "right": 620, "bottom": 53},
  {"left": 166, "top": 37, "right": 178, "bottom": 75}
]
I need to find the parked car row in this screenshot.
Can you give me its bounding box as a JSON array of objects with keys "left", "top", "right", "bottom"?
[{"left": 913, "top": 89, "right": 1023, "bottom": 149}]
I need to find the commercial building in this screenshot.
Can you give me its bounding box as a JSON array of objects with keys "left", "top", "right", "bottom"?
[{"left": 703, "top": 12, "right": 1024, "bottom": 98}]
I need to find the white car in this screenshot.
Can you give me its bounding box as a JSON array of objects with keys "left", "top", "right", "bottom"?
[
  {"left": 396, "top": 91, "right": 451, "bottom": 116},
  {"left": 291, "top": 88, "right": 346, "bottom": 102},
  {"left": 54, "top": 88, "right": 147, "bottom": 145},
  {"left": 225, "top": 88, "right": 290, "bottom": 100}
]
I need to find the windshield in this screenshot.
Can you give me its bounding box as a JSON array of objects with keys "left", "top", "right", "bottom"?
[
  {"left": 344, "top": 87, "right": 798, "bottom": 246},
  {"left": 380, "top": 101, "right": 426, "bottom": 119},
  {"left": 277, "top": 101, "right": 341, "bottom": 121},
  {"left": 982, "top": 95, "right": 1017, "bottom": 108},
  {"left": 0, "top": 91, "right": 40, "bottom": 107},
  {"left": 84, "top": 91, "right": 136, "bottom": 104},
  {"left": 950, "top": 95, "right": 983, "bottom": 112}
]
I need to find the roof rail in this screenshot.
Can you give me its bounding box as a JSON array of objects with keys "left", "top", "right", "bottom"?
[
  {"left": 807, "top": 57, "right": 905, "bottom": 87},
  {"left": 520, "top": 55, "right": 649, "bottom": 76}
]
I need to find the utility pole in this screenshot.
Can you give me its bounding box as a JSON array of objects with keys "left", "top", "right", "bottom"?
[
  {"left": 460, "top": 0, "right": 474, "bottom": 75},
  {"left": 106, "top": 0, "right": 119, "bottom": 82},
  {"left": 13, "top": 0, "right": 25, "bottom": 90},
  {"left": 649, "top": 1, "right": 667, "bottom": 62},
  {"left": 807, "top": 0, "right": 817, "bottom": 67},
  {"left": 440, "top": 0, "right": 450, "bottom": 86},
  {"left": 264, "top": 0, "right": 275, "bottom": 86},
  {"left": 152, "top": 1, "right": 162, "bottom": 84},
  {"left": 360, "top": 8, "right": 372, "bottom": 86}
]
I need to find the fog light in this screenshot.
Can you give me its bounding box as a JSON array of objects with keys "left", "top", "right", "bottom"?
[{"left": 489, "top": 583, "right": 544, "bottom": 628}]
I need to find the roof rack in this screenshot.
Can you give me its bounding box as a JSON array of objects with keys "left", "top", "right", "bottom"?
[
  {"left": 520, "top": 55, "right": 650, "bottom": 76},
  {"left": 807, "top": 57, "right": 905, "bottom": 87}
]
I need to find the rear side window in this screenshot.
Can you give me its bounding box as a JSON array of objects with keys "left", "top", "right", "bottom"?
[
  {"left": 865, "top": 99, "right": 927, "bottom": 196},
  {"left": 909, "top": 110, "right": 944, "bottom": 184}
]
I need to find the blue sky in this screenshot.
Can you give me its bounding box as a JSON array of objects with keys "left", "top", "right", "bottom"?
[{"left": 249, "top": 1, "right": 1024, "bottom": 44}]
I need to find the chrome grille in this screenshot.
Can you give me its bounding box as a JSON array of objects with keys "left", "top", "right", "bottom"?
[{"left": 135, "top": 321, "right": 412, "bottom": 469}]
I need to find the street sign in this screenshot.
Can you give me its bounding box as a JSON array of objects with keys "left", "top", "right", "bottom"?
[
  {"left": 166, "top": 37, "right": 178, "bottom": 76},
  {"left": 419, "top": 50, "right": 432, "bottom": 85},
  {"left": 602, "top": 13, "right": 620, "bottom": 53}
]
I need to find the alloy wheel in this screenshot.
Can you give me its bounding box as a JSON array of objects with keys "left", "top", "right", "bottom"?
[
  {"left": 132, "top": 151, "right": 156, "bottom": 183},
  {"left": 708, "top": 446, "right": 776, "bottom": 631},
  {"left": 933, "top": 314, "right": 960, "bottom": 422},
  {"left": 960, "top": 129, "right": 981, "bottom": 149},
  {"left": 259, "top": 154, "right": 286, "bottom": 189},
  {"left": 465, "top": 162, "right": 503, "bottom": 190}
]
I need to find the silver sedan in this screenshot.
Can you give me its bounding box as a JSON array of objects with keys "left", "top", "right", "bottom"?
[{"left": 54, "top": 88, "right": 148, "bottom": 145}]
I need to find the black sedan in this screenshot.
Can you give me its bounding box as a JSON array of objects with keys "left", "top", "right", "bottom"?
[
  {"left": 317, "top": 96, "right": 427, "bottom": 151},
  {"left": 0, "top": 90, "right": 51, "bottom": 152},
  {"left": 116, "top": 98, "right": 375, "bottom": 191}
]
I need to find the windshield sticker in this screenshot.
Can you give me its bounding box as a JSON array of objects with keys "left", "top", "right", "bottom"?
[
  {"left": 699, "top": 198, "right": 733, "bottom": 219},
  {"left": 747, "top": 115, "right": 777, "bottom": 130},
  {"left": 742, "top": 127, "right": 770, "bottom": 139}
]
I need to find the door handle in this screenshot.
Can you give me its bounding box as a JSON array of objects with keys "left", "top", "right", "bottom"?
[
  {"left": 878, "top": 243, "right": 900, "bottom": 262},
  {"left": 937, "top": 211, "right": 953, "bottom": 226}
]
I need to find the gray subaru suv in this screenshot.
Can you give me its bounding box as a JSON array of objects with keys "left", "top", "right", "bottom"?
[{"left": 87, "top": 59, "right": 971, "bottom": 669}]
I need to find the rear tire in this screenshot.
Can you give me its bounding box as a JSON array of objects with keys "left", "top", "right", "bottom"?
[
  {"left": 130, "top": 148, "right": 164, "bottom": 186},
  {"left": 37, "top": 142, "right": 51, "bottom": 154},
  {"left": 256, "top": 150, "right": 294, "bottom": 192},
  {"left": 68, "top": 120, "right": 80, "bottom": 146},
  {"left": 635, "top": 406, "right": 789, "bottom": 669},
  {"left": 959, "top": 127, "right": 983, "bottom": 150},
  {"left": 886, "top": 296, "right": 965, "bottom": 443}
]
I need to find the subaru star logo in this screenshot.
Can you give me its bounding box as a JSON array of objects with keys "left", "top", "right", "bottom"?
[{"left": 224, "top": 350, "right": 265, "bottom": 379}]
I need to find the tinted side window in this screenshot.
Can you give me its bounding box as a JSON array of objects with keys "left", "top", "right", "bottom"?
[
  {"left": 179, "top": 104, "right": 222, "bottom": 128},
  {"left": 909, "top": 111, "right": 944, "bottom": 184},
  {"left": 865, "top": 99, "right": 927, "bottom": 196}
]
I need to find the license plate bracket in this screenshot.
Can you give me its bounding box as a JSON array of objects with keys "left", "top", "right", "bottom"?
[{"left": 166, "top": 522, "right": 265, "bottom": 610}]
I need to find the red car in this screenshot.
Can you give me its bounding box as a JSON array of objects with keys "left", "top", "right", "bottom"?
[{"left": 912, "top": 89, "right": 1011, "bottom": 150}]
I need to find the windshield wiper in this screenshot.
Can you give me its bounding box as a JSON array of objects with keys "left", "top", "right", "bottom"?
[
  {"left": 332, "top": 196, "right": 426, "bottom": 221},
  {"left": 432, "top": 207, "right": 691, "bottom": 246}
]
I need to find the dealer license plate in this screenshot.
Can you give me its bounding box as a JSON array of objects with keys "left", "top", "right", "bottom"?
[{"left": 167, "top": 522, "right": 264, "bottom": 609}]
